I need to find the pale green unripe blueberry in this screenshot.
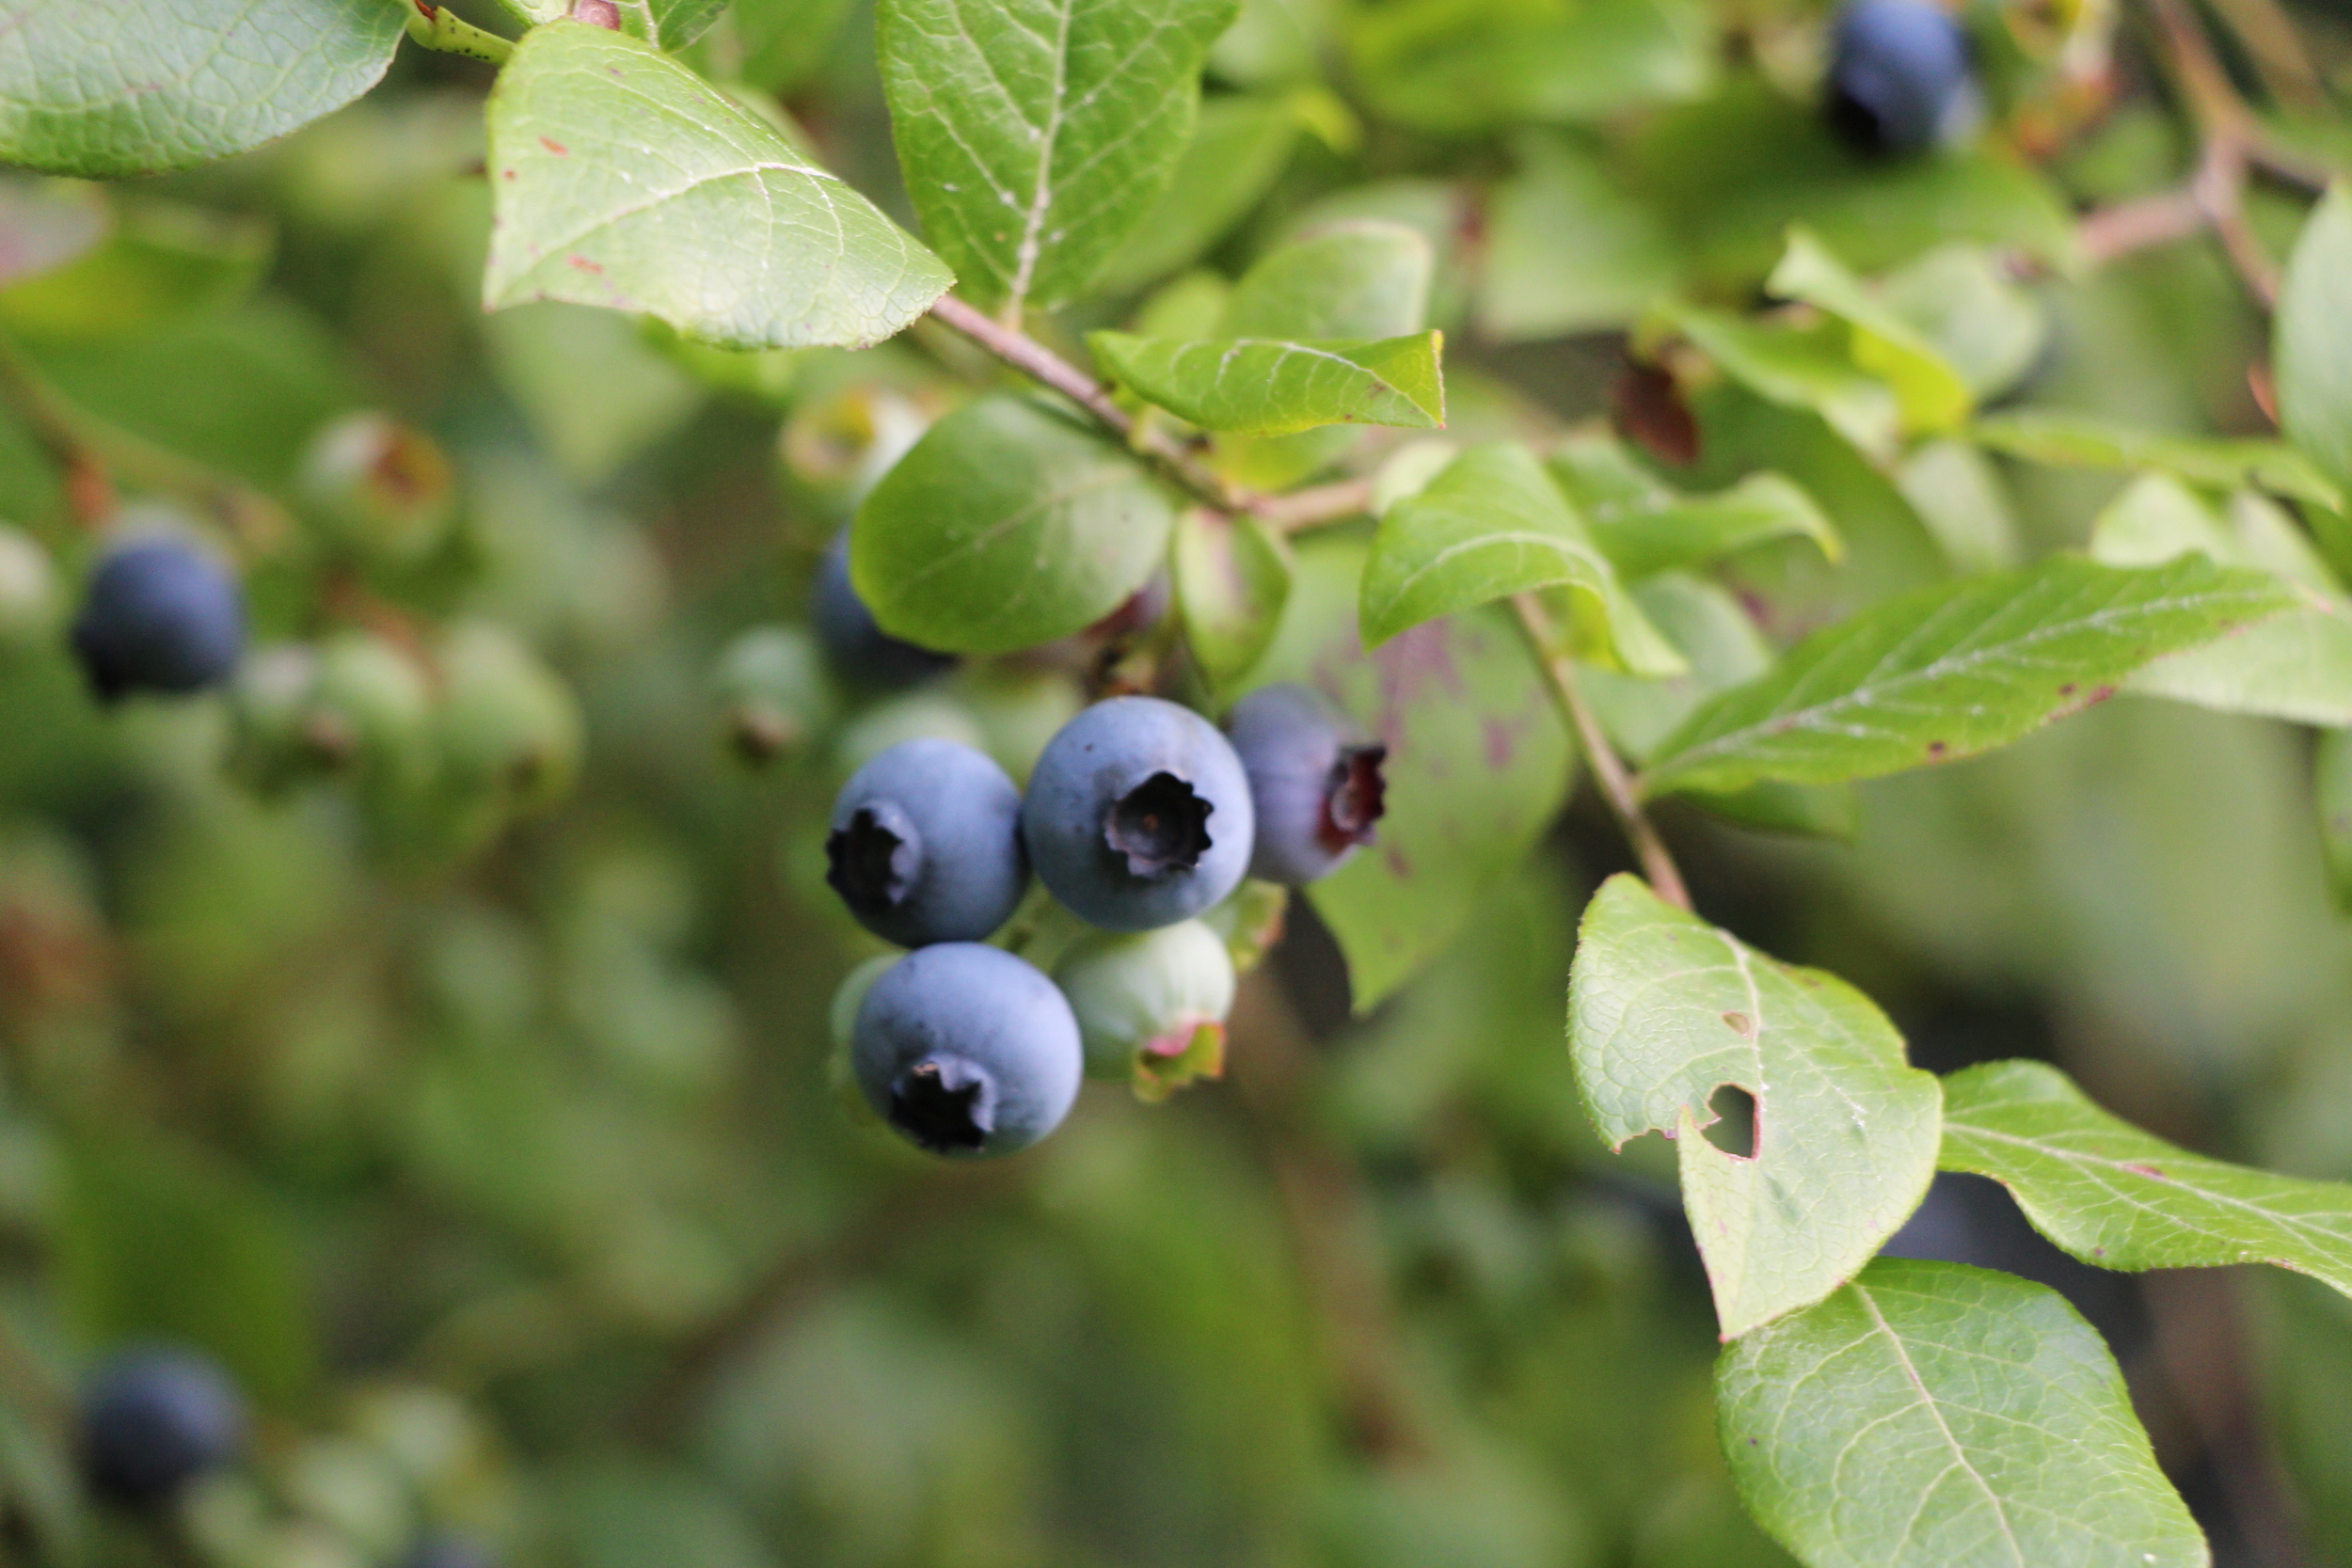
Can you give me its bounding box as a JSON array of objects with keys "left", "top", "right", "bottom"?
[
  {"left": 310, "top": 632, "right": 435, "bottom": 787},
  {"left": 299, "top": 413, "right": 456, "bottom": 565},
  {"left": 434, "top": 623, "right": 582, "bottom": 816},
  {"left": 832, "top": 690, "right": 986, "bottom": 777},
  {"left": 714, "top": 624, "right": 835, "bottom": 764},
  {"left": 1051, "top": 919, "right": 1236, "bottom": 1101},
  {"left": 228, "top": 644, "right": 326, "bottom": 792},
  {"left": 0, "top": 524, "right": 60, "bottom": 650}
]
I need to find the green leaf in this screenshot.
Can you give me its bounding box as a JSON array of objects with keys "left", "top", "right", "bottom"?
[
  {"left": 1346, "top": 0, "right": 1714, "bottom": 134},
  {"left": 852, "top": 395, "right": 1176, "bottom": 654},
  {"left": 1359, "top": 441, "right": 1684, "bottom": 672},
  {"left": 1476, "top": 133, "right": 1677, "bottom": 341},
  {"left": 2280, "top": 184, "right": 2352, "bottom": 499},
  {"left": 1089, "top": 330, "right": 1444, "bottom": 436},
  {"left": 1719, "top": 1259, "right": 2206, "bottom": 1568},
  {"left": 485, "top": 22, "right": 949, "bottom": 350},
  {"left": 1767, "top": 228, "right": 1972, "bottom": 436},
  {"left": 876, "top": 0, "right": 1238, "bottom": 314},
  {"left": 1895, "top": 438, "right": 2023, "bottom": 574},
  {"left": 1171, "top": 507, "right": 1292, "bottom": 688},
  {"left": 0, "top": 0, "right": 404, "bottom": 178},
  {"left": 1942, "top": 1059, "right": 2352, "bottom": 1299},
  {"left": 1879, "top": 245, "right": 2046, "bottom": 404},
  {"left": 1970, "top": 410, "right": 2344, "bottom": 512},
  {"left": 1662, "top": 304, "right": 1900, "bottom": 460},
  {"left": 2323, "top": 727, "right": 2352, "bottom": 916},
  {"left": 1637, "top": 556, "right": 2298, "bottom": 797},
  {"left": 726, "top": 0, "right": 862, "bottom": 89},
  {"left": 1094, "top": 95, "right": 1304, "bottom": 295},
  {"left": 1580, "top": 573, "right": 1771, "bottom": 760},
  {"left": 0, "top": 200, "right": 271, "bottom": 342},
  {"left": 1240, "top": 533, "right": 1576, "bottom": 1010},
  {"left": 1570, "top": 875, "right": 1941, "bottom": 1336},
  {"left": 2089, "top": 476, "right": 2352, "bottom": 726},
  {"left": 1549, "top": 435, "right": 1839, "bottom": 579},
  {"left": 1222, "top": 220, "right": 1432, "bottom": 338}
]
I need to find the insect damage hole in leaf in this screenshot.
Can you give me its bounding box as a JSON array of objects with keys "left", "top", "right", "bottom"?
[{"left": 1699, "top": 1081, "right": 1757, "bottom": 1160}]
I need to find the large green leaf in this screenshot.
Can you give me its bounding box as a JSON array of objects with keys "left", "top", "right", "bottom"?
[
  {"left": 1359, "top": 441, "right": 1683, "bottom": 672},
  {"left": 0, "top": 0, "right": 404, "bottom": 178},
  {"left": 1942, "top": 1059, "right": 2352, "bottom": 1298},
  {"left": 876, "top": 0, "right": 1237, "bottom": 314},
  {"left": 1548, "top": 435, "right": 1839, "bottom": 579},
  {"left": 1636, "top": 556, "right": 2297, "bottom": 797},
  {"left": 485, "top": 23, "right": 949, "bottom": 350},
  {"left": 1089, "top": 330, "right": 1443, "bottom": 436},
  {"left": 1239, "top": 534, "right": 1575, "bottom": 1010},
  {"left": 1476, "top": 133, "right": 1677, "bottom": 340},
  {"left": 1971, "top": 410, "right": 2344, "bottom": 512},
  {"left": 1346, "top": 0, "right": 1714, "bottom": 134},
  {"left": 1568, "top": 874, "right": 1942, "bottom": 1337},
  {"left": 1719, "top": 1259, "right": 2206, "bottom": 1568},
  {"left": 851, "top": 395, "right": 1176, "bottom": 654},
  {"left": 2280, "top": 184, "right": 2352, "bottom": 499},
  {"left": 2089, "top": 475, "right": 2352, "bottom": 726}
]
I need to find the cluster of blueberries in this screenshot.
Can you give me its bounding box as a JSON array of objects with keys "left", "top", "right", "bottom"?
[
  {"left": 1824, "top": 0, "right": 1976, "bottom": 159},
  {"left": 826, "top": 683, "right": 1386, "bottom": 1159},
  {"left": 74, "top": 1348, "right": 485, "bottom": 1567}
]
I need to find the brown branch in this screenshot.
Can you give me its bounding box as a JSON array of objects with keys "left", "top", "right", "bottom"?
[
  {"left": 2076, "top": 187, "right": 2209, "bottom": 266},
  {"left": 1510, "top": 594, "right": 1692, "bottom": 912},
  {"left": 2140, "top": 0, "right": 2285, "bottom": 309},
  {"left": 1255, "top": 476, "right": 1377, "bottom": 533}
]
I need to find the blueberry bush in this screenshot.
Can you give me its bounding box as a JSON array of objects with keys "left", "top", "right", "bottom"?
[{"left": 5, "top": 0, "right": 2352, "bottom": 1562}]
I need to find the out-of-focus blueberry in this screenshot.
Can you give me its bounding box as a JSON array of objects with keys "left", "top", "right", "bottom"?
[
  {"left": 70, "top": 535, "right": 246, "bottom": 702},
  {"left": 811, "top": 532, "right": 954, "bottom": 691},
  {"left": 80, "top": 1347, "right": 247, "bottom": 1509},
  {"left": 1226, "top": 683, "right": 1388, "bottom": 886}
]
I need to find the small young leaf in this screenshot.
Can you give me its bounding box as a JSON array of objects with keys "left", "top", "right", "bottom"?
[
  {"left": 852, "top": 395, "right": 1176, "bottom": 654},
  {"left": 1971, "top": 410, "right": 2344, "bottom": 512},
  {"left": 1942, "top": 1059, "right": 2352, "bottom": 1300},
  {"left": 1089, "top": 330, "right": 1444, "bottom": 436},
  {"left": 1359, "top": 442, "right": 1683, "bottom": 672},
  {"left": 0, "top": 0, "right": 405, "bottom": 178},
  {"left": 1768, "top": 228, "right": 1973, "bottom": 436},
  {"left": 2090, "top": 476, "right": 2352, "bottom": 726},
  {"left": 485, "top": 23, "right": 950, "bottom": 350},
  {"left": 1637, "top": 555, "right": 2297, "bottom": 798},
  {"left": 1879, "top": 245, "right": 2046, "bottom": 404},
  {"left": 1662, "top": 304, "right": 1901, "bottom": 460},
  {"left": 2279, "top": 184, "right": 2352, "bottom": 499},
  {"left": 1222, "top": 220, "right": 1433, "bottom": 339},
  {"left": 1569, "top": 874, "right": 1942, "bottom": 1337},
  {"left": 1241, "top": 534, "right": 1575, "bottom": 1010},
  {"left": 1549, "top": 435, "right": 1839, "bottom": 578},
  {"left": 1171, "top": 508, "right": 1292, "bottom": 689},
  {"left": 1719, "top": 1259, "right": 2206, "bottom": 1568},
  {"left": 877, "top": 0, "right": 1238, "bottom": 314}
]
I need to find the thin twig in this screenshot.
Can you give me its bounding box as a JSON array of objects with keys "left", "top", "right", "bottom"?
[
  {"left": 926, "top": 294, "right": 1246, "bottom": 511},
  {"left": 1510, "top": 594, "right": 1692, "bottom": 911},
  {"left": 2140, "top": 0, "right": 2285, "bottom": 309},
  {"left": 2076, "top": 187, "right": 2209, "bottom": 266},
  {"left": 1254, "top": 476, "right": 1377, "bottom": 533}
]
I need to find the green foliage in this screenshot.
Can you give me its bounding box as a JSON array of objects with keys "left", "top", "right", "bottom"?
[
  {"left": 1569, "top": 875, "right": 1941, "bottom": 1337},
  {"left": 1088, "top": 330, "right": 1445, "bottom": 436},
  {"left": 2280, "top": 185, "right": 2352, "bottom": 500},
  {"left": 1718, "top": 1259, "right": 2205, "bottom": 1568}
]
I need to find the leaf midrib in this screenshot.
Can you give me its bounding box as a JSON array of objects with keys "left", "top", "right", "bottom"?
[{"left": 1853, "top": 1282, "right": 2027, "bottom": 1568}]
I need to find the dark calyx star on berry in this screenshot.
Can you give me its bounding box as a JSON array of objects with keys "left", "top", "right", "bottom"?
[{"left": 1105, "top": 771, "right": 1214, "bottom": 877}]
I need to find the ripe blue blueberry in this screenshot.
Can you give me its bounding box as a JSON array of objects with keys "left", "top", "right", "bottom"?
[
  {"left": 850, "top": 942, "right": 1082, "bottom": 1156},
  {"left": 405, "top": 1535, "right": 494, "bottom": 1568},
  {"left": 1824, "top": 0, "right": 1974, "bottom": 158},
  {"left": 79, "top": 1347, "right": 247, "bottom": 1509},
  {"left": 70, "top": 536, "right": 246, "bottom": 702},
  {"left": 811, "top": 531, "right": 954, "bottom": 691},
  {"left": 1021, "top": 697, "right": 1256, "bottom": 932},
  {"left": 827, "top": 738, "right": 1029, "bottom": 946},
  {"left": 1225, "top": 683, "right": 1388, "bottom": 886}
]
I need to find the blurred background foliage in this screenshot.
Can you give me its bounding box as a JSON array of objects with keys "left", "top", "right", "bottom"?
[{"left": 4, "top": 0, "right": 2352, "bottom": 1562}]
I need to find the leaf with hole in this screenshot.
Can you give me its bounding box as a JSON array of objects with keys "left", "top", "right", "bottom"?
[
  {"left": 485, "top": 23, "right": 950, "bottom": 350},
  {"left": 1569, "top": 873, "right": 1942, "bottom": 1337},
  {"left": 1719, "top": 1258, "right": 2206, "bottom": 1568},
  {"left": 1941, "top": 1059, "right": 2352, "bottom": 1299},
  {"left": 1089, "top": 330, "right": 1444, "bottom": 436},
  {"left": 0, "top": 0, "right": 405, "bottom": 178},
  {"left": 876, "top": 0, "right": 1237, "bottom": 314},
  {"left": 1359, "top": 441, "right": 1683, "bottom": 673},
  {"left": 1636, "top": 555, "right": 2297, "bottom": 798},
  {"left": 851, "top": 395, "right": 1176, "bottom": 655}
]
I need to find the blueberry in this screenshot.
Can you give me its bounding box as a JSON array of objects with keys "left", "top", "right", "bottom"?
[
  {"left": 811, "top": 532, "right": 954, "bottom": 691},
  {"left": 826, "top": 739, "right": 1029, "bottom": 946},
  {"left": 1225, "top": 684, "right": 1388, "bottom": 886},
  {"left": 79, "top": 1347, "right": 247, "bottom": 1509},
  {"left": 70, "top": 534, "right": 246, "bottom": 702},
  {"left": 715, "top": 624, "right": 835, "bottom": 764},
  {"left": 850, "top": 942, "right": 1082, "bottom": 1156},
  {"left": 405, "top": 1534, "right": 494, "bottom": 1568},
  {"left": 1824, "top": 0, "right": 1974, "bottom": 158},
  {"left": 1020, "top": 697, "right": 1255, "bottom": 932},
  {"left": 1051, "top": 920, "right": 1235, "bottom": 1098},
  {"left": 0, "top": 524, "right": 59, "bottom": 651}
]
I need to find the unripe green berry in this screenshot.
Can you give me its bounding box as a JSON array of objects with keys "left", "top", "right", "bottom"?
[
  {"left": 310, "top": 632, "right": 435, "bottom": 788},
  {"left": 299, "top": 413, "right": 456, "bottom": 565},
  {"left": 714, "top": 625, "right": 835, "bottom": 765},
  {"left": 832, "top": 691, "right": 986, "bottom": 777},
  {"left": 1051, "top": 919, "right": 1236, "bottom": 1101},
  {"left": 228, "top": 644, "right": 326, "bottom": 792},
  {"left": 0, "top": 524, "right": 60, "bottom": 650},
  {"left": 433, "top": 623, "right": 582, "bottom": 817}
]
